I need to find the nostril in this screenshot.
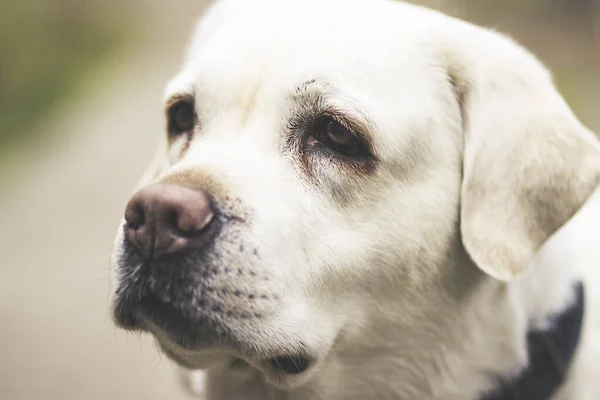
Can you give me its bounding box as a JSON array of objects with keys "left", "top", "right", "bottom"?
[
  {"left": 168, "top": 209, "right": 181, "bottom": 233},
  {"left": 124, "top": 201, "right": 145, "bottom": 230},
  {"left": 122, "top": 183, "right": 215, "bottom": 257},
  {"left": 173, "top": 209, "right": 214, "bottom": 236},
  {"left": 171, "top": 200, "right": 214, "bottom": 236}
]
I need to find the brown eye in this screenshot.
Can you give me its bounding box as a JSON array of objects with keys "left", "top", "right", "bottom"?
[
  {"left": 168, "top": 100, "right": 196, "bottom": 137},
  {"left": 313, "top": 117, "right": 365, "bottom": 156}
]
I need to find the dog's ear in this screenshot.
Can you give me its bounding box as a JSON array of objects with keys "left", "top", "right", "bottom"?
[{"left": 449, "top": 40, "right": 600, "bottom": 281}]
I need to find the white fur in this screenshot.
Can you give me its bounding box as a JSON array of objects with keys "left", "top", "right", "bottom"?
[{"left": 111, "top": 0, "right": 600, "bottom": 399}]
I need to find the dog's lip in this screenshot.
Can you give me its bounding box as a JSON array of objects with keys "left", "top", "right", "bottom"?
[
  {"left": 265, "top": 354, "right": 314, "bottom": 375},
  {"left": 149, "top": 313, "right": 318, "bottom": 377},
  {"left": 255, "top": 352, "right": 322, "bottom": 390},
  {"left": 113, "top": 279, "right": 323, "bottom": 382},
  {"left": 159, "top": 341, "right": 233, "bottom": 370},
  {"left": 135, "top": 306, "right": 227, "bottom": 351},
  {"left": 163, "top": 345, "right": 317, "bottom": 382},
  {"left": 111, "top": 295, "right": 146, "bottom": 332},
  {"left": 120, "top": 304, "right": 323, "bottom": 389},
  {"left": 112, "top": 294, "right": 222, "bottom": 352},
  {"left": 157, "top": 331, "right": 317, "bottom": 377}
]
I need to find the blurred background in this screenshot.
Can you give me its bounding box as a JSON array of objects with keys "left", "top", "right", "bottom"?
[{"left": 0, "top": 0, "right": 598, "bottom": 399}]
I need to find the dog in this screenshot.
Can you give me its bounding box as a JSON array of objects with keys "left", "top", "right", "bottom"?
[{"left": 110, "top": 0, "right": 600, "bottom": 398}]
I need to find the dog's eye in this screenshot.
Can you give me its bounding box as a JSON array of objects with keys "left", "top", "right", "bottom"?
[
  {"left": 313, "top": 117, "right": 365, "bottom": 157},
  {"left": 168, "top": 100, "right": 196, "bottom": 137}
]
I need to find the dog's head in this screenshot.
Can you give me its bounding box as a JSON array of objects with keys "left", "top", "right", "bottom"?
[{"left": 111, "top": 0, "right": 600, "bottom": 389}]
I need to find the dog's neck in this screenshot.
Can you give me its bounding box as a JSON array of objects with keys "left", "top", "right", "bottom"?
[{"left": 202, "top": 254, "right": 583, "bottom": 400}]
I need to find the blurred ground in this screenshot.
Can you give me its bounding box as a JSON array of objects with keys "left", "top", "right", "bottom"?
[{"left": 0, "top": 1, "right": 598, "bottom": 399}]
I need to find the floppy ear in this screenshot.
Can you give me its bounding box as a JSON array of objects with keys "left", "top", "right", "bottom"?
[{"left": 450, "top": 41, "right": 600, "bottom": 281}]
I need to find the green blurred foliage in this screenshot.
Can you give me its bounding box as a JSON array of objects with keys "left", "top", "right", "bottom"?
[{"left": 0, "top": 0, "right": 127, "bottom": 150}]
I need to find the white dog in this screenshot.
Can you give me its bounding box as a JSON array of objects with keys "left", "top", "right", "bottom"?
[{"left": 110, "top": 0, "right": 600, "bottom": 399}]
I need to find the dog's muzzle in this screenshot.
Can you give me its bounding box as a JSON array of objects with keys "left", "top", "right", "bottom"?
[
  {"left": 111, "top": 183, "right": 314, "bottom": 378},
  {"left": 112, "top": 182, "right": 226, "bottom": 345}
]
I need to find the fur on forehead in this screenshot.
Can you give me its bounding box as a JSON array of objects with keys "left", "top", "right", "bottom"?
[
  {"left": 162, "top": 2, "right": 465, "bottom": 174},
  {"left": 164, "top": 0, "right": 456, "bottom": 100}
]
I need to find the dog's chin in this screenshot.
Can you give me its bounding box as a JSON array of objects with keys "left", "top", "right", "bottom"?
[
  {"left": 112, "top": 285, "right": 331, "bottom": 390},
  {"left": 157, "top": 341, "right": 232, "bottom": 370},
  {"left": 153, "top": 328, "right": 323, "bottom": 390}
]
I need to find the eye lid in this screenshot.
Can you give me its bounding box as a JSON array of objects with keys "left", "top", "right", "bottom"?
[
  {"left": 288, "top": 79, "right": 377, "bottom": 151},
  {"left": 165, "top": 93, "right": 197, "bottom": 138},
  {"left": 310, "top": 112, "right": 374, "bottom": 158}
]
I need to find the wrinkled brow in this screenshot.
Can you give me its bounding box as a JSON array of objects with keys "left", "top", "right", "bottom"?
[{"left": 287, "top": 78, "right": 377, "bottom": 154}]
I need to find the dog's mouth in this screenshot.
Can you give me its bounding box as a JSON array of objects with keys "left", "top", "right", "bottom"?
[
  {"left": 256, "top": 352, "right": 319, "bottom": 388},
  {"left": 112, "top": 232, "right": 324, "bottom": 388},
  {"left": 158, "top": 335, "right": 317, "bottom": 387},
  {"left": 267, "top": 355, "right": 313, "bottom": 375},
  {"left": 163, "top": 341, "right": 314, "bottom": 373},
  {"left": 115, "top": 285, "right": 320, "bottom": 384}
]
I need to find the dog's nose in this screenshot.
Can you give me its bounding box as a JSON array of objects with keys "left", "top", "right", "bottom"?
[{"left": 123, "top": 183, "right": 214, "bottom": 258}]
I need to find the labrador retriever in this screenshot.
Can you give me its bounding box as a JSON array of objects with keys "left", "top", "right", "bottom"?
[{"left": 110, "top": 0, "right": 600, "bottom": 399}]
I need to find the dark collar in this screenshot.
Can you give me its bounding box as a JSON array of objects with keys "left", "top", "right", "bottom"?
[{"left": 481, "top": 282, "right": 585, "bottom": 400}]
